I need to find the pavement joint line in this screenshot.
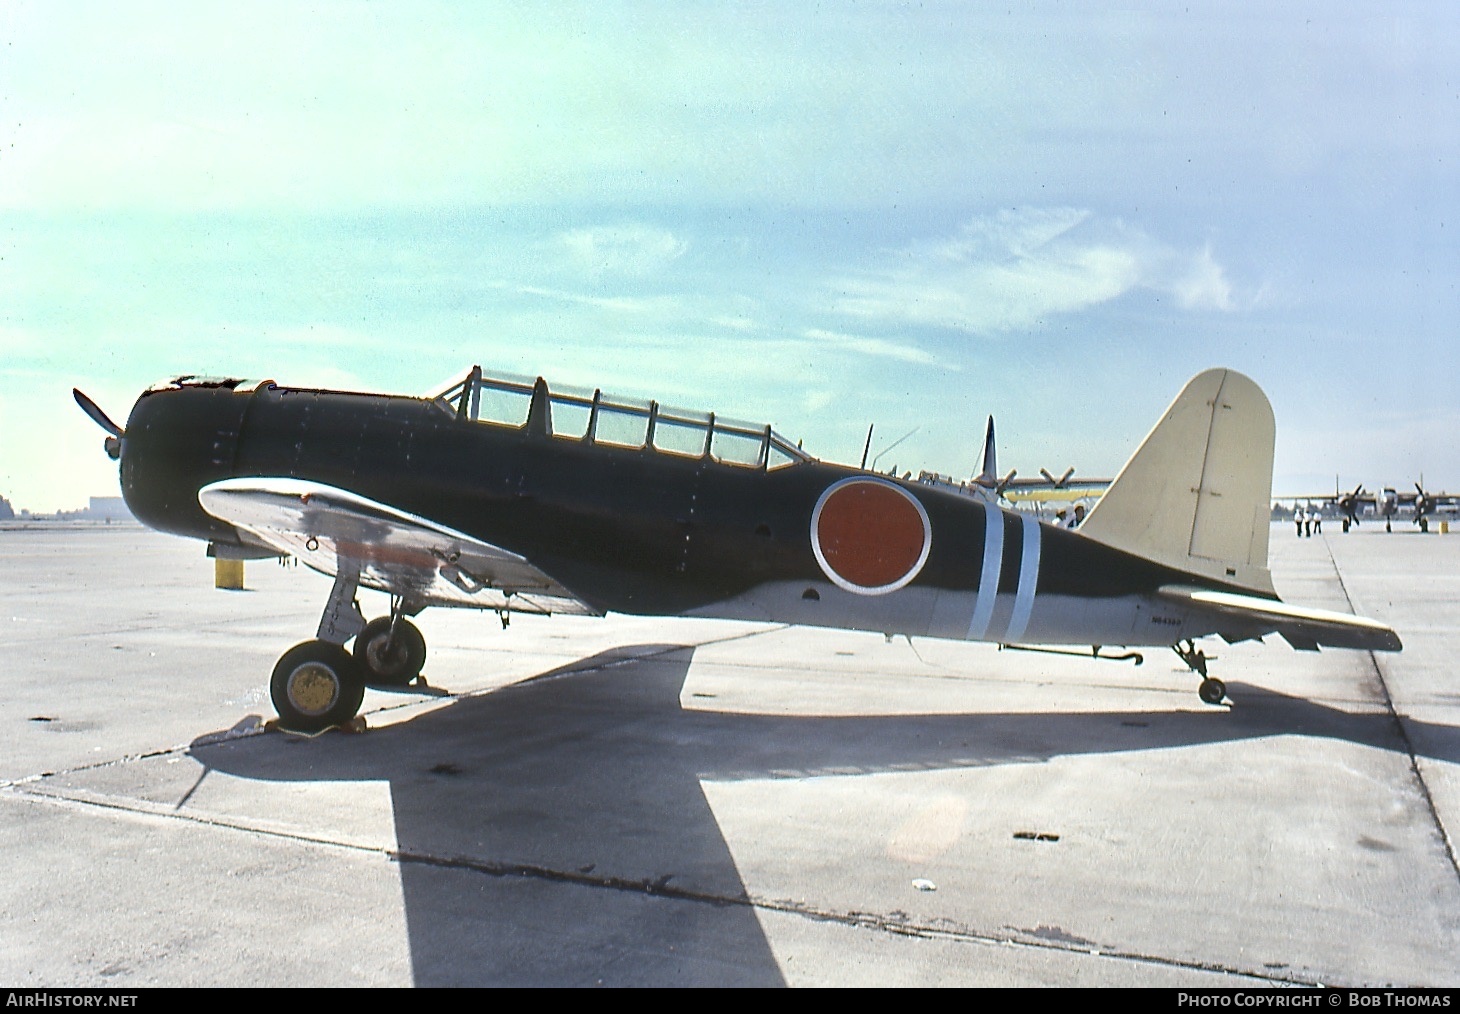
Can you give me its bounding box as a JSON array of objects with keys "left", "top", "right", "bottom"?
[
  {"left": 0, "top": 742, "right": 198, "bottom": 790},
  {"left": 391, "top": 847, "right": 1306, "bottom": 985},
  {"left": 1322, "top": 539, "right": 1460, "bottom": 886},
  {"left": 0, "top": 612, "right": 316, "bottom": 647},
  {"left": 0, "top": 624, "right": 798, "bottom": 791},
  {"left": 11, "top": 534, "right": 1446, "bottom": 986},
  {"left": 3, "top": 616, "right": 1310, "bottom": 987},
  {"left": 0, "top": 779, "right": 1307, "bottom": 988},
  {"left": 2, "top": 758, "right": 1325, "bottom": 986},
  {"left": 1, "top": 779, "right": 401, "bottom": 863}
]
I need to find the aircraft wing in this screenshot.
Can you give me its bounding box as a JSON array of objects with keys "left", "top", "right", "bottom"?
[
  {"left": 1002, "top": 484, "right": 1108, "bottom": 504},
  {"left": 198, "top": 477, "right": 602, "bottom": 616},
  {"left": 1158, "top": 585, "right": 1402, "bottom": 652},
  {"left": 999, "top": 474, "right": 1110, "bottom": 500},
  {"left": 1277, "top": 493, "right": 1370, "bottom": 504}
]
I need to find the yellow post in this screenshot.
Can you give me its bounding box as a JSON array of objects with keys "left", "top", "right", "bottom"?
[
  {"left": 214, "top": 558, "right": 245, "bottom": 590},
  {"left": 1442, "top": 521, "right": 1450, "bottom": 535}
]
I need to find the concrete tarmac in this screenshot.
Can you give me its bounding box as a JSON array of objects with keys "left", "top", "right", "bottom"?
[{"left": 0, "top": 520, "right": 1456, "bottom": 987}]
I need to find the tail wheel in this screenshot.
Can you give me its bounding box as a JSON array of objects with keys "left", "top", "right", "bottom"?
[
  {"left": 353, "top": 616, "right": 427, "bottom": 687},
  {"left": 271, "top": 640, "right": 366, "bottom": 733},
  {"left": 1198, "top": 677, "right": 1227, "bottom": 706}
]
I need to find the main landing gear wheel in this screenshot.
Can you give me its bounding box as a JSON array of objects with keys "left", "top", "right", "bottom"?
[
  {"left": 271, "top": 640, "right": 366, "bottom": 733},
  {"left": 1198, "top": 677, "right": 1227, "bottom": 706},
  {"left": 352, "top": 616, "right": 427, "bottom": 687}
]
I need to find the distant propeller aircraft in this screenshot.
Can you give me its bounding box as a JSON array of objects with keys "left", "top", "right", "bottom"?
[
  {"left": 917, "top": 416, "right": 1111, "bottom": 507},
  {"left": 1289, "top": 480, "right": 1453, "bottom": 533},
  {"left": 75, "top": 366, "right": 1401, "bottom": 732}
]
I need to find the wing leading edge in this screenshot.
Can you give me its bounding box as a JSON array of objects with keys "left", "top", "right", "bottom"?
[
  {"left": 198, "top": 477, "right": 601, "bottom": 617},
  {"left": 1158, "top": 585, "right": 1402, "bottom": 653}
]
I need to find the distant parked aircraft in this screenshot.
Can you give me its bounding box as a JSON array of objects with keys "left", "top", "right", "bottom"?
[
  {"left": 918, "top": 416, "right": 1110, "bottom": 508},
  {"left": 1281, "top": 480, "right": 1456, "bottom": 533}
]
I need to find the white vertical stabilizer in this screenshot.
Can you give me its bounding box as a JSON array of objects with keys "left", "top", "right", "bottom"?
[{"left": 1078, "top": 368, "right": 1275, "bottom": 595}]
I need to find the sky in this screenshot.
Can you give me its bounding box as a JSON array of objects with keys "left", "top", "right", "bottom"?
[{"left": 2, "top": 1, "right": 1457, "bottom": 512}]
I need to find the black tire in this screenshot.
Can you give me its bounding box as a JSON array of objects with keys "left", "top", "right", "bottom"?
[
  {"left": 1198, "top": 677, "right": 1227, "bottom": 706},
  {"left": 1419, "top": 517, "right": 1429, "bottom": 533},
  {"left": 271, "top": 640, "right": 366, "bottom": 733},
  {"left": 353, "top": 617, "right": 427, "bottom": 687}
]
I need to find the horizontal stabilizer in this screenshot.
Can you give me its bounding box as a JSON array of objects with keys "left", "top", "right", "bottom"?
[
  {"left": 1280, "top": 632, "right": 1321, "bottom": 652},
  {"left": 1158, "top": 585, "right": 1402, "bottom": 652}
]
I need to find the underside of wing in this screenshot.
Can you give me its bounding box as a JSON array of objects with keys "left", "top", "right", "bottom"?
[
  {"left": 1158, "top": 585, "right": 1402, "bottom": 652},
  {"left": 198, "top": 477, "right": 601, "bottom": 617}
]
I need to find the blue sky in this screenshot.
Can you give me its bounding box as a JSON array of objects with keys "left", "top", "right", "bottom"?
[{"left": 3, "top": 2, "right": 1457, "bottom": 511}]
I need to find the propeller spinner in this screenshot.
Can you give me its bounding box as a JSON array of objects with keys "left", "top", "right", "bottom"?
[{"left": 73, "top": 388, "right": 123, "bottom": 460}]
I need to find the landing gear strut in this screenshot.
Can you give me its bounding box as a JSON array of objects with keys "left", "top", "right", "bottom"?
[{"left": 1173, "top": 639, "right": 1226, "bottom": 706}]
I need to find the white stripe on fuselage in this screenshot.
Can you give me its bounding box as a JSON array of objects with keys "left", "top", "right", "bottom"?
[
  {"left": 966, "top": 501, "right": 1004, "bottom": 640},
  {"left": 965, "top": 505, "right": 1042, "bottom": 643},
  {"left": 1003, "top": 514, "right": 1041, "bottom": 642}
]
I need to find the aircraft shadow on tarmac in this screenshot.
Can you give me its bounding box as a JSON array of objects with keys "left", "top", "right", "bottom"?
[{"left": 189, "top": 643, "right": 1460, "bottom": 987}]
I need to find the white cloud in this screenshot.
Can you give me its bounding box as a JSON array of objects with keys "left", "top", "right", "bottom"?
[
  {"left": 1169, "top": 245, "right": 1236, "bottom": 311},
  {"left": 921, "top": 208, "right": 1091, "bottom": 262},
  {"left": 802, "top": 389, "right": 836, "bottom": 413},
  {"left": 554, "top": 225, "right": 689, "bottom": 280},
  {"left": 0, "top": 3, "right": 1018, "bottom": 213},
  {"left": 708, "top": 314, "right": 758, "bottom": 333},
  {"left": 802, "top": 328, "right": 943, "bottom": 368},
  {"left": 832, "top": 209, "right": 1239, "bottom": 334},
  {"left": 505, "top": 283, "right": 681, "bottom": 315}
]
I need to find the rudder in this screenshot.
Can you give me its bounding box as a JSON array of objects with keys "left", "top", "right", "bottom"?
[{"left": 1078, "top": 368, "right": 1275, "bottom": 595}]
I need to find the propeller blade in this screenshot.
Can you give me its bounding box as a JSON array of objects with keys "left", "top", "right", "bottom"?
[
  {"left": 73, "top": 388, "right": 123, "bottom": 438},
  {"left": 73, "top": 388, "right": 124, "bottom": 461}
]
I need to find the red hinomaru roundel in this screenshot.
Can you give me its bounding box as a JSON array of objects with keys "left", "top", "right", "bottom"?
[{"left": 810, "top": 477, "right": 932, "bottom": 595}]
